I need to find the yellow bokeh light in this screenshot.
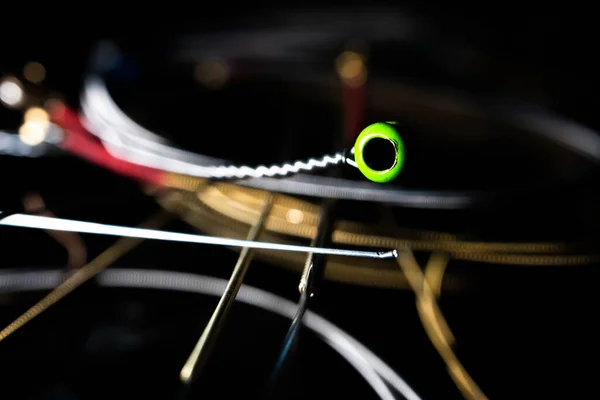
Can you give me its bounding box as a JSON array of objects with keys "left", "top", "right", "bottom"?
[
  {"left": 336, "top": 51, "right": 367, "bottom": 87},
  {"left": 19, "top": 121, "right": 47, "bottom": 146},
  {"left": 24, "top": 107, "right": 49, "bottom": 124},
  {"left": 23, "top": 61, "right": 46, "bottom": 84}
]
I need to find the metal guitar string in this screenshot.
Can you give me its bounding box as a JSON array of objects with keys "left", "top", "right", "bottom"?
[
  {"left": 79, "top": 75, "right": 600, "bottom": 209},
  {"left": 0, "top": 212, "right": 396, "bottom": 259},
  {"left": 0, "top": 268, "right": 422, "bottom": 400},
  {"left": 79, "top": 77, "right": 475, "bottom": 209},
  {"left": 2, "top": 42, "right": 597, "bottom": 400},
  {"left": 81, "top": 78, "right": 350, "bottom": 179},
  {"left": 95, "top": 26, "right": 600, "bottom": 174}
]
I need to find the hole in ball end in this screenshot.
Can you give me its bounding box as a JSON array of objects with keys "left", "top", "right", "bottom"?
[{"left": 362, "top": 137, "right": 397, "bottom": 171}]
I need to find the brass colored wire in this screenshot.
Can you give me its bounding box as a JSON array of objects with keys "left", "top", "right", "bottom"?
[
  {"left": 156, "top": 155, "right": 596, "bottom": 400},
  {"left": 165, "top": 174, "right": 572, "bottom": 254},
  {"left": 454, "top": 252, "right": 600, "bottom": 265},
  {"left": 156, "top": 185, "right": 598, "bottom": 266},
  {"left": 0, "top": 211, "right": 171, "bottom": 343},
  {"left": 398, "top": 250, "right": 487, "bottom": 400},
  {"left": 198, "top": 182, "right": 565, "bottom": 253},
  {"left": 156, "top": 190, "right": 417, "bottom": 290},
  {"left": 424, "top": 253, "right": 448, "bottom": 299},
  {"left": 180, "top": 193, "right": 273, "bottom": 383}
]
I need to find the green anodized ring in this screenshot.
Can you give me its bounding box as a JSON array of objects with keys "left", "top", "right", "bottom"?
[{"left": 353, "top": 122, "right": 405, "bottom": 183}]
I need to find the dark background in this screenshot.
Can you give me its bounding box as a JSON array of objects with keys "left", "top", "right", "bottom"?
[{"left": 1, "top": 7, "right": 600, "bottom": 399}]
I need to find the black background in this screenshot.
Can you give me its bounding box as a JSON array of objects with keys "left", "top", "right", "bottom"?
[{"left": 2, "top": 6, "right": 600, "bottom": 399}]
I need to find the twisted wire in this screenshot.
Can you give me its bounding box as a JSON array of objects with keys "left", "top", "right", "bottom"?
[
  {"left": 78, "top": 78, "right": 350, "bottom": 180},
  {"left": 204, "top": 152, "right": 347, "bottom": 179}
]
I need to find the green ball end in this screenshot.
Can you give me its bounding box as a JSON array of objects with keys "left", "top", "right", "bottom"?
[{"left": 354, "top": 122, "right": 405, "bottom": 183}]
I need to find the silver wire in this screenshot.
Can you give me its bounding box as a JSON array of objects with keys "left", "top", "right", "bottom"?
[
  {"left": 0, "top": 213, "right": 397, "bottom": 259},
  {"left": 0, "top": 268, "right": 421, "bottom": 400},
  {"left": 81, "top": 78, "right": 351, "bottom": 179}
]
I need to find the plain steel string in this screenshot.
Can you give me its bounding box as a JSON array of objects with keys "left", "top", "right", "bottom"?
[
  {"left": 0, "top": 268, "right": 422, "bottom": 400},
  {"left": 0, "top": 213, "right": 396, "bottom": 259},
  {"left": 80, "top": 78, "right": 349, "bottom": 180}
]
